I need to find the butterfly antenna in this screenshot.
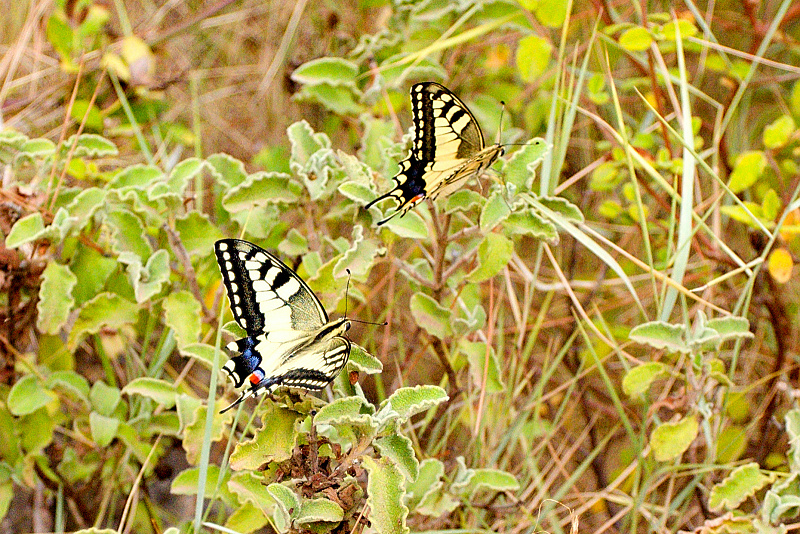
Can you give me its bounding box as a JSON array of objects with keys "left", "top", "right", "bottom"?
[
  {"left": 345, "top": 268, "right": 351, "bottom": 318},
  {"left": 496, "top": 100, "right": 506, "bottom": 146},
  {"left": 220, "top": 391, "right": 246, "bottom": 414}
]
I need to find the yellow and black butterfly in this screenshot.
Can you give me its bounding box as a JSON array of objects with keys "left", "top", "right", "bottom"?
[
  {"left": 365, "top": 82, "right": 505, "bottom": 225},
  {"left": 214, "top": 239, "right": 351, "bottom": 413}
]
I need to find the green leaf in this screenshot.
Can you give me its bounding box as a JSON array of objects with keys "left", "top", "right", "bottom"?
[
  {"left": 20, "top": 408, "right": 55, "bottom": 453},
  {"left": 451, "top": 459, "right": 520, "bottom": 499},
  {"left": 167, "top": 157, "right": 206, "bottom": 194},
  {"left": 375, "top": 435, "right": 419, "bottom": 482},
  {"left": 362, "top": 456, "right": 410, "bottom": 534},
  {"left": 378, "top": 385, "right": 449, "bottom": 423},
  {"left": 314, "top": 396, "right": 375, "bottom": 428},
  {"left": 622, "top": 362, "right": 668, "bottom": 397},
  {"left": 267, "top": 482, "right": 299, "bottom": 531},
  {"left": 50, "top": 370, "right": 90, "bottom": 403},
  {"left": 163, "top": 291, "right": 202, "bottom": 350},
  {"left": 5, "top": 212, "right": 45, "bottom": 248},
  {"left": 480, "top": 192, "right": 512, "bottom": 231},
  {"left": 728, "top": 151, "right": 767, "bottom": 193},
  {"left": 208, "top": 153, "right": 248, "bottom": 188},
  {"left": 536, "top": 195, "right": 584, "bottom": 223},
  {"left": 382, "top": 211, "right": 428, "bottom": 239},
  {"left": 715, "top": 425, "right": 747, "bottom": 464},
  {"left": 70, "top": 246, "right": 117, "bottom": 306},
  {"left": 171, "top": 465, "right": 229, "bottom": 499},
  {"left": 661, "top": 19, "right": 698, "bottom": 41},
  {"left": 502, "top": 138, "right": 549, "bottom": 191},
  {"left": 505, "top": 208, "right": 558, "bottom": 241},
  {"left": 534, "top": 0, "right": 568, "bottom": 27},
  {"left": 37, "top": 261, "right": 77, "bottom": 335},
  {"left": 89, "top": 412, "right": 120, "bottom": 447},
  {"left": 66, "top": 187, "right": 107, "bottom": 223},
  {"left": 296, "top": 84, "right": 361, "bottom": 115},
  {"left": 649, "top": 415, "right": 699, "bottom": 462},
  {"left": 175, "top": 212, "right": 223, "bottom": 256},
  {"left": 347, "top": 343, "right": 383, "bottom": 375},
  {"left": 629, "top": 321, "right": 689, "bottom": 354},
  {"left": 460, "top": 341, "right": 505, "bottom": 393},
  {"left": 708, "top": 463, "right": 775, "bottom": 511},
  {"left": 409, "top": 292, "right": 452, "bottom": 339},
  {"left": 762, "top": 188, "right": 780, "bottom": 221},
  {"left": 183, "top": 400, "right": 228, "bottom": 465},
  {"left": 229, "top": 405, "right": 301, "bottom": 470},
  {"left": 105, "top": 208, "right": 152, "bottom": 259},
  {"left": 19, "top": 138, "right": 56, "bottom": 158},
  {"left": 619, "top": 27, "right": 653, "bottom": 51},
  {"left": 7, "top": 375, "right": 57, "bottom": 416},
  {"left": 179, "top": 343, "right": 225, "bottom": 370},
  {"left": 786, "top": 409, "right": 800, "bottom": 470},
  {"left": 122, "top": 377, "right": 177, "bottom": 408},
  {"left": 291, "top": 57, "right": 359, "bottom": 87},
  {"left": 701, "top": 316, "right": 754, "bottom": 347},
  {"left": 89, "top": 381, "right": 121, "bottom": 418},
  {"left": 222, "top": 172, "right": 302, "bottom": 212},
  {"left": 119, "top": 249, "right": 170, "bottom": 303},
  {"left": 445, "top": 189, "right": 484, "bottom": 214},
  {"left": 763, "top": 115, "right": 795, "bottom": 149},
  {"left": 467, "top": 233, "right": 513, "bottom": 283},
  {"left": 515, "top": 35, "right": 553, "bottom": 82},
  {"left": 64, "top": 133, "right": 118, "bottom": 157},
  {"left": 68, "top": 293, "right": 138, "bottom": 350},
  {"left": 108, "top": 164, "right": 163, "bottom": 190},
  {"left": 224, "top": 502, "right": 270, "bottom": 534},
  {"left": 296, "top": 498, "right": 344, "bottom": 525}
]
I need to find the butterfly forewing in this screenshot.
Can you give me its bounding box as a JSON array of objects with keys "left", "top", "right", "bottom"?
[
  {"left": 366, "top": 82, "right": 503, "bottom": 225},
  {"left": 214, "top": 239, "right": 351, "bottom": 413}
]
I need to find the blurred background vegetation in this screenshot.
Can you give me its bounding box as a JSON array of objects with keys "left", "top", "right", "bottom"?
[{"left": 2, "top": 0, "right": 800, "bottom": 533}]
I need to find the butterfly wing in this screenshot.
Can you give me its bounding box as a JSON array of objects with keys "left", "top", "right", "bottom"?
[
  {"left": 221, "top": 334, "right": 352, "bottom": 413},
  {"left": 215, "top": 239, "right": 328, "bottom": 392},
  {"left": 366, "top": 82, "right": 501, "bottom": 224}
]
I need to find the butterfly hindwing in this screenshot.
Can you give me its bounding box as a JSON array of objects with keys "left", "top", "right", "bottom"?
[
  {"left": 366, "top": 82, "right": 504, "bottom": 225},
  {"left": 214, "top": 239, "right": 351, "bottom": 412}
]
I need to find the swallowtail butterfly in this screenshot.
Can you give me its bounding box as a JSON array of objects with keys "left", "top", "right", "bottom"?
[
  {"left": 214, "top": 239, "right": 351, "bottom": 413},
  {"left": 365, "top": 82, "right": 505, "bottom": 225}
]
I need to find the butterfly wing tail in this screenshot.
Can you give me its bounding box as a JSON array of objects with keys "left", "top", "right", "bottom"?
[{"left": 219, "top": 376, "right": 279, "bottom": 414}]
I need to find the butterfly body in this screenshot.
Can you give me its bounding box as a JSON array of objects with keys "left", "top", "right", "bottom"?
[
  {"left": 214, "top": 239, "right": 351, "bottom": 413},
  {"left": 366, "top": 82, "right": 504, "bottom": 225}
]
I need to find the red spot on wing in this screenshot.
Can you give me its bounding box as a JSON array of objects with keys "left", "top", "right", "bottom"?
[{"left": 249, "top": 369, "right": 266, "bottom": 385}]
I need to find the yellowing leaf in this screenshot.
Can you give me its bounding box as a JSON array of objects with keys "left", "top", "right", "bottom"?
[
  {"left": 619, "top": 27, "right": 653, "bottom": 51},
  {"left": 767, "top": 248, "right": 793, "bottom": 284},
  {"left": 728, "top": 151, "right": 766, "bottom": 193},
  {"left": 515, "top": 35, "right": 553, "bottom": 82},
  {"left": 650, "top": 415, "right": 698, "bottom": 462}
]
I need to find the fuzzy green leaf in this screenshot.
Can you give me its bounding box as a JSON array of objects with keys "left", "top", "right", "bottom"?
[
  {"left": 90, "top": 381, "right": 121, "bottom": 416},
  {"left": 362, "top": 456, "right": 410, "bottom": 534},
  {"left": 461, "top": 341, "right": 505, "bottom": 393},
  {"left": 8, "top": 375, "right": 57, "bottom": 416},
  {"left": 222, "top": 172, "right": 302, "bottom": 212},
  {"left": 378, "top": 385, "right": 449, "bottom": 423},
  {"left": 382, "top": 211, "right": 428, "bottom": 239},
  {"left": 650, "top": 415, "right": 699, "bottom": 462},
  {"left": 629, "top": 321, "right": 689, "bottom": 354},
  {"left": 375, "top": 435, "right": 419, "bottom": 482},
  {"left": 122, "top": 377, "right": 177, "bottom": 408},
  {"left": 5, "top": 212, "right": 45, "bottom": 248},
  {"left": 480, "top": 191, "right": 512, "bottom": 231},
  {"left": 175, "top": 212, "right": 223, "bottom": 256},
  {"left": 37, "top": 261, "right": 77, "bottom": 335},
  {"left": 467, "top": 233, "right": 513, "bottom": 283},
  {"left": 171, "top": 465, "right": 229, "bottom": 499},
  {"left": 64, "top": 133, "right": 118, "bottom": 157},
  {"left": 89, "top": 412, "right": 120, "bottom": 447},
  {"left": 296, "top": 498, "right": 344, "bottom": 525},
  {"left": 622, "top": 362, "right": 668, "bottom": 397},
  {"left": 291, "top": 57, "right": 358, "bottom": 87},
  {"left": 163, "top": 290, "right": 201, "bottom": 350},
  {"left": 119, "top": 249, "right": 170, "bottom": 303},
  {"left": 267, "top": 482, "right": 300, "bottom": 530},
  {"left": 708, "top": 463, "right": 775, "bottom": 511},
  {"left": 346, "top": 343, "right": 383, "bottom": 375},
  {"left": 230, "top": 405, "right": 301, "bottom": 470},
  {"left": 179, "top": 343, "right": 225, "bottom": 370},
  {"left": 315, "top": 396, "right": 375, "bottom": 428},
  {"left": 68, "top": 293, "right": 138, "bottom": 350},
  {"left": 409, "top": 292, "right": 452, "bottom": 339},
  {"left": 502, "top": 138, "right": 549, "bottom": 191}
]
